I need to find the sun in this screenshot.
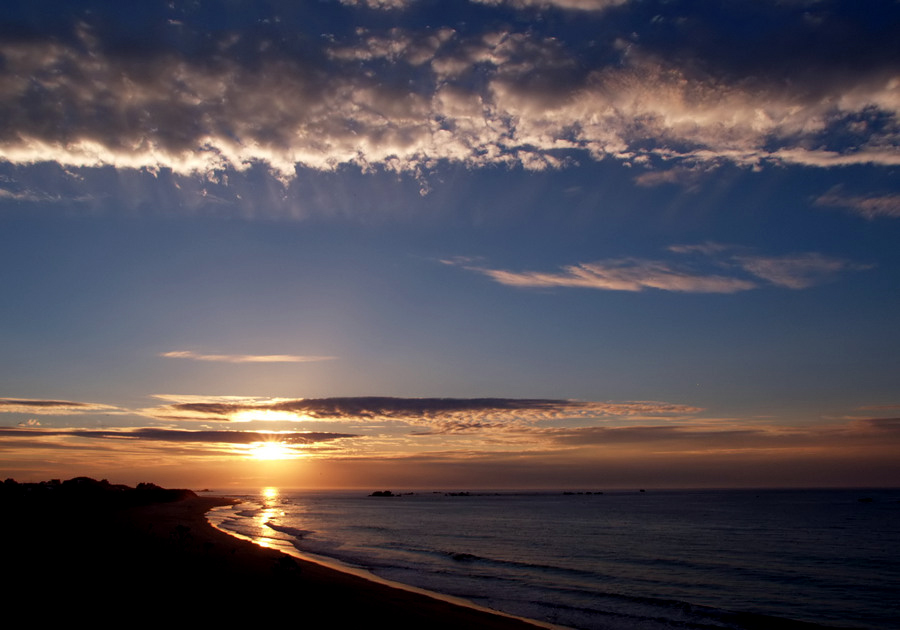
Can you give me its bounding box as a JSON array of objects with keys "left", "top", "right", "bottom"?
[{"left": 248, "top": 441, "right": 295, "bottom": 460}]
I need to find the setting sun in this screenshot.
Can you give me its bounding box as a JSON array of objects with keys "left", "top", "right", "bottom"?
[{"left": 249, "top": 441, "right": 295, "bottom": 460}]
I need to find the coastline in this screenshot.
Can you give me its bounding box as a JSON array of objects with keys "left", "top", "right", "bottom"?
[
  {"left": 205, "top": 500, "right": 563, "bottom": 629},
  {"left": 3, "top": 485, "right": 549, "bottom": 628}
]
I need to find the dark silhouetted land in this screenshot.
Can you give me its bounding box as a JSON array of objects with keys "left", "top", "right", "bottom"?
[{"left": 2, "top": 478, "right": 545, "bottom": 627}]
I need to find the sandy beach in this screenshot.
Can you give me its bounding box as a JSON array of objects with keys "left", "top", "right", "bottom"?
[{"left": 3, "top": 480, "right": 545, "bottom": 628}]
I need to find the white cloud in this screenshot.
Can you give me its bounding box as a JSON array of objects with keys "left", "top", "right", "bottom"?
[
  {"left": 0, "top": 21, "right": 897, "bottom": 185},
  {"left": 328, "top": 28, "right": 455, "bottom": 65}
]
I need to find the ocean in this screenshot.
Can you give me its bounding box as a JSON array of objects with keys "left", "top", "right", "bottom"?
[{"left": 206, "top": 488, "right": 900, "bottom": 629}]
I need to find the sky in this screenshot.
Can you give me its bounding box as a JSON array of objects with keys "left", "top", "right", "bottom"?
[{"left": 1, "top": 0, "right": 899, "bottom": 489}]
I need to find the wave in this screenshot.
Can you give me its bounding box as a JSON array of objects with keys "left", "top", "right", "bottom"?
[
  {"left": 446, "top": 551, "right": 479, "bottom": 562},
  {"left": 378, "top": 540, "right": 617, "bottom": 582},
  {"left": 234, "top": 509, "right": 259, "bottom": 517},
  {"left": 265, "top": 521, "right": 313, "bottom": 540}
]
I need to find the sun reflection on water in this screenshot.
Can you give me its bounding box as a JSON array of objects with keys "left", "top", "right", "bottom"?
[{"left": 256, "top": 486, "right": 282, "bottom": 548}]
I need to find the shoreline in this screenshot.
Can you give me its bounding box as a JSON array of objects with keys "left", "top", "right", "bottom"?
[
  {"left": 151, "top": 495, "right": 552, "bottom": 628},
  {"left": 205, "top": 500, "right": 563, "bottom": 630},
  {"left": 3, "top": 485, "right": 551, "bottom": 628}
]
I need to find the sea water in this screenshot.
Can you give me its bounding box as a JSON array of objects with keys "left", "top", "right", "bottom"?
[{"left": 207, "top": 488, "right": 900, "bottom": 629}]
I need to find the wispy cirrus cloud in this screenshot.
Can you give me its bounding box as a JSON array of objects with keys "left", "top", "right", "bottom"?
[
  {"left": 445, "top": 245, "right": 868, "bottom": 294},
  {"left": 160, "top": 351, "right": 336, "bottom": 364},
  {"left": 732, "top": 253, "right": 870, "bottom": 289},
  {"left": 456, "top": 259, "right": 756, "bottom": 293},
  {"left": 632, "top": 166, "right": 713, "bottom": 192},
  {"left": 0, "top": 186, "right": 94, "bottom": 203},
  {"left": 814, "top": 188, "right": 900, "bottom": 219},
  {"left": 0, "top": 398, "right": 121, "bottom": 415}
]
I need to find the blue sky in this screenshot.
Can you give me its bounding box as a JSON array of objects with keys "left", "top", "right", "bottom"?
[{"left": 1, "top": 0, "right": 899, "bottom": 488}]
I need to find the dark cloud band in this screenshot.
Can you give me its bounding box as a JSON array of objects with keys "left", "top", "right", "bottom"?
[
  {"left": 0, "top": 398, "right": 119, "bottom": 414},
  {"left": 0, "top": 427, "right": 357, "bottom": 445},
  {"left": 0, "top": 398, "right": 93, "bottom": 409},
  {"left": 153, "top": 396, "right": 701, "bottom": 426}
]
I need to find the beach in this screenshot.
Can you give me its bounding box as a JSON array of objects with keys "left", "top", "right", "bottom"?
[{"left": 2, "top": 479, "right": 544, "bottom": 628}]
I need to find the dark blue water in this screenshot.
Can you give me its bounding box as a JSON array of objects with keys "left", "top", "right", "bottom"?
[{"left": 209, "top": 489, "right": 900, "bottom": 629}]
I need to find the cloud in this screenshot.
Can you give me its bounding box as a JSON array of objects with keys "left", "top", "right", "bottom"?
[
  {"left": 448, "top": 245, "right": 867, "bottom": 293},
  {"left": 146, "top": 395, "right": 701, "bottom": 429},
  {"left": 858, "top": 404, "right": 900, "bottom": 411},
  {"left": 340, "top": 0, "right": 631, "bottom": 12},
  {"left": 633, "top": 166, "right": 711, "bottom": 191},
  {"left": 769, "top": 148, "right": 900, "bottom": 168},
  {"left": 733, "top": 253, "right": 871, "bottom": 289},
  {"left": 472, "top": 0, "right": 630, "bottom": 11},
  {"left": 666, "top": 242, "right": 734, "bottom": 256},
  {"left": 0, "top": 427, "right": 357, "bottom": 445},
  {"left": 461, "top": 259, "right": 757, "bottom": 293},
  {"left": 0, "top": 5, "right": 897, "bottom": 195},
  {"left": 338, "top": 0, "right": 416, "bottom": 8},
  {"left": 160, "top": 351, "right": 336, "bottom": 363},
  {"left": 327, "top": 27, "right": 456, "bottom": 66},
  {"left": 0, "top": 398, "right": 120, "bottom": 415},
  {"left": 533, "top": 416, "right": 900, "bottom": 451},
  {"left": 0, "top": 186, "right": 71, "bottom": 203},
  {"left": 4, "top": 417, "right": 899, "bottom": 456},
  {"left": 814, "top": 189, "right": 900, "bottom": 219}
]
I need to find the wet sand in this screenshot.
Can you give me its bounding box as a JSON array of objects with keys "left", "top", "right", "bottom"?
[{"left": 5, "top": 491, "right": 547, "bottom": 628}]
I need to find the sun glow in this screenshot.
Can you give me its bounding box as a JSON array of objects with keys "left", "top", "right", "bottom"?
[{"left": 249, "top": 441, "right": 296, "bottom": 460}]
